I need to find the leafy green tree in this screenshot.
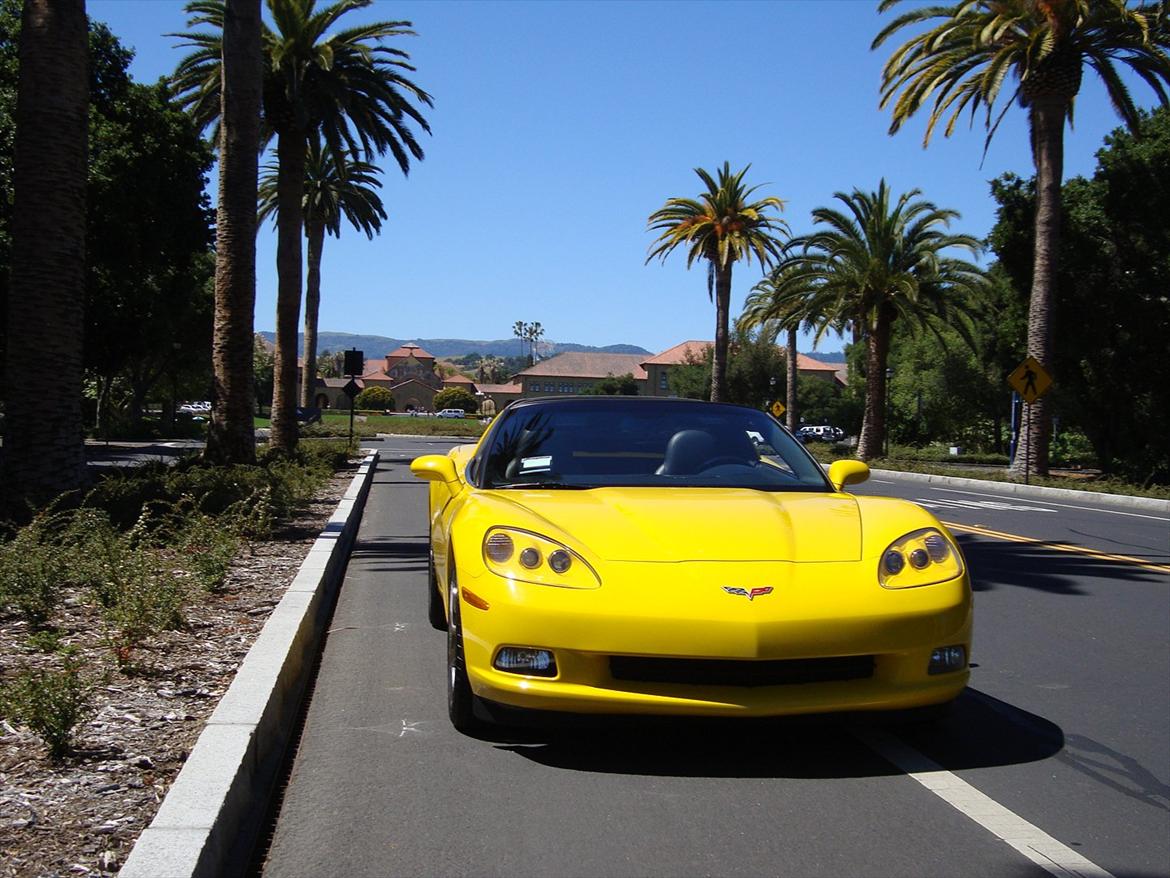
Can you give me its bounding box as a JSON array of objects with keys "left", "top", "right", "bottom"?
[
  {"left": 785, "top": 181, "right": 984, "bottom": 460},
  {"left": 354, "top": 385, "right": 393, "bottom": 410},
  {"left": 580, "top": 373, "right": 639, "bottom": 396},
  {"left": 874, "top": 0, "right": 1170, "bottom": 477},
  {"left": 253, "top": 333, "right": 274, "bottom": 414},
  {"left": 988, "top": 107, "right": 1170, "bottom": 484},
  {"left": 259, "top": 139, "right": 386, "bottom": 407},
  {"left": 2, "top": 0, "right": 89, "bottom": 506},
  {"left": 797, "top": 376, "right": 859, "bottom": 436},
  {"left": 668, "top": 347, "right": 711, "bottom": 400},
  {"left": 433, "top": 386, "right": 477, "bottom": 412},
  {"left": 724, "top": 330, "right": 788, "bottom": 411},
  {"left": 647, "top": 162, "right": 788, "bottom": 402},
  {"left": 171, "top": 0, "right": 433, "bottom": 453},
  {"left": 86, "top": 81, "right": 215, "bottom": 432},
  {"left": 739, "top": 259, "right": 823, "bottom": 430}
]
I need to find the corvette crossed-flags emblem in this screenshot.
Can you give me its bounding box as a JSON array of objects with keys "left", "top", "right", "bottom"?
[{"left": 722, "top": 586, "right": 774, "bottom": 601}]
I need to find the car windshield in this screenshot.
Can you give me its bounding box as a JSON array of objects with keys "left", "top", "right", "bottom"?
[{"left": 478, "top": 399, "right": 831, "bottom": 491}]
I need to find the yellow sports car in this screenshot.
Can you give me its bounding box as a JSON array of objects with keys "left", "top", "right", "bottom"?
[{"left": 411, "top": 397, "right": 971, "bottom": 733}]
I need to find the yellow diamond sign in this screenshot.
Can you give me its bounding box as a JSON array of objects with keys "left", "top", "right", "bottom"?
[
  {"left": 1008, "top": 356, "right": 1052, "bottom": 405},
  {"left": 771, "top": 400, "right": 786, "bottom": 418}
]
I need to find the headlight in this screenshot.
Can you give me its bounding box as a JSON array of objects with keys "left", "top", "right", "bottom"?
[
  {"left": 482, "top": 527, "right": 601, "bottom": 589},
  {"left": 879, "top": 528, "right": 964, "bottom": 589}
]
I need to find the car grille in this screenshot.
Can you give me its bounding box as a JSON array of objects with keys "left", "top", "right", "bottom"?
[{"left": 609, "top": 655, "right": 875, "bottom": 688}]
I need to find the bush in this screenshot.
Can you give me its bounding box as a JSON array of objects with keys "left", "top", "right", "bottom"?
[
  {"left": 1, "top": 654, "right": 99, "bottom": 760},
  {"left": 354, "top": 386, "right": 394, "bottom": 410},
  {"left": 433, "top": 386, "right": 478, "bottom": 412},
  {"left": 0, "top": 507, "right": 73, "bottom": 626}
]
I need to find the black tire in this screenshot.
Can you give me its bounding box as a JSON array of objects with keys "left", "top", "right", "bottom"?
[
  {"left": 427, "top": 549, "right": 447, "bottom": 631},
  {"left": 447, "top": 567, "right": 484, "bottom": 734}
]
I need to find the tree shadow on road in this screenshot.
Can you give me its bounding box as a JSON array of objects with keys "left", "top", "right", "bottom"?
[{"left": 957, "top": 534, "right": 1167, "bottom": 596}]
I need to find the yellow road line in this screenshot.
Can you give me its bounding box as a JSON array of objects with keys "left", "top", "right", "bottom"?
[{"left": 941, "top": 520, "right": 1170, "bottom": 574}]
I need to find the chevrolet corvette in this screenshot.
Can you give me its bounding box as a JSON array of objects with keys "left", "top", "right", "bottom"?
[{"left": 410, "top": 396, "right": 972, "bottom": 732}]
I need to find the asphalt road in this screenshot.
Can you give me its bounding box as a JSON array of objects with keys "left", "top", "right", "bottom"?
[{"left": 260, "top": 438, "right": 1169, "bottom": 878}]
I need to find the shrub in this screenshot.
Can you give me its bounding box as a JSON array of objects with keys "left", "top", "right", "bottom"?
[
  {"left": 354, "top": 386, "right": 394, "bottom": 410},
  {"left": 433, "top": 386, "right": 478, "bottom": 413},
  {"left": 1, "top": 654, "right": 99, "bottom": 760},
  {"left": 0, "top": 508, "right": 73, "bottom": 626}
]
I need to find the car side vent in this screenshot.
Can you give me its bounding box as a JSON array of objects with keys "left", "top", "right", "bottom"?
[{"left": 609, "top": 655, "right": 875, "bottom": 687}]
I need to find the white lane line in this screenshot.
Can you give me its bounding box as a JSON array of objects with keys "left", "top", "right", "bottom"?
[
  {"left": 933, "top": 487, "right": 1170, "bottom": 522},
  {"left": 855, "top": 727, "right": 1114, "bottom": 878},
  {"left": 915, "top": 497, "right": 1057, "bottom": 513}
]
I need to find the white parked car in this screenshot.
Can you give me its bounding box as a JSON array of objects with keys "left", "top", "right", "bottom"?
[{"left": 437, "top": 408, "right": 466, "bottom": 419}]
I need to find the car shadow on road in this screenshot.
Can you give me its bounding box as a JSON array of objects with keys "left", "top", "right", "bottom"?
[
  {"left": 957, "top": 534, "right": 1167, "bottom": 596},
  {"left": 492, "top": 686, "right": 1062, "bottom": 780}
]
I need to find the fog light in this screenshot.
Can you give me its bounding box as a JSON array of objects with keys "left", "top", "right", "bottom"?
[
  {"left": 519, "top": 547, "right": 542, "bottom": 569},
  {"left": 928, "top": 645, "right": 967, "bottom": 675},
  {"left": 494, "top": 647, "right": 557, "bottom": 677}
]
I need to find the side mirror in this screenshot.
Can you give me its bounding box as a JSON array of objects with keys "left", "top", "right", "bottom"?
[
  {"left": 410, "top": 454, "right": 459, "bottom": 483},
  {"left": 827, "top": 459, "right": 869, "bottom": 493}
]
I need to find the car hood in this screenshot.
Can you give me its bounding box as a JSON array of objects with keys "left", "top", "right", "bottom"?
[{"left": 490, "top": 487, "right": 862, "bottom": 563}]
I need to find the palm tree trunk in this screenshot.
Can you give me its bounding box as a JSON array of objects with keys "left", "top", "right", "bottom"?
[
  {"left": 300, "top": 220, "right": 325, "bottom": 408},
  {"left": 2, "top": 0, "right": 88, "bottom": 508},
  {"left": 785, "top": 326, "right": 797, "bottom": 431},
  {"left": 857, "top": 305, "right": 892, "bottom": 461},
  {"left": 710, "top": 262, "right": 732, "bottom": 402},
  {"left": 270, "top": 128, "right": 306, "bottom": 453},
  {"left": 1010, "top": 102, "right": 1063, "bottom": 478},
  {"left": 204, "top": 0, "right": 261, "bottom": 466}
]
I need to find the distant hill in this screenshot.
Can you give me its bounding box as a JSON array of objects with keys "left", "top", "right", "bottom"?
[
  {"left": 805, "top": 350, "right": 846, "bottom": 363},
  {"left": 258, "top": 331, "right": 651, "bottom": 359}
]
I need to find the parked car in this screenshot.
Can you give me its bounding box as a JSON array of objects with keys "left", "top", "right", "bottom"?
[
  {"left": 437, "top": 409, "right": 466, "bottom": 419},
  {"left": 411, "top": 396, "right": 971, "bottom": 733},
  {"left": 797, "top": 425, "right": 843, "bottom": 442}
]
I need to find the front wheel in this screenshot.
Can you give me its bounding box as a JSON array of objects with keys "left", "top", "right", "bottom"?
[{"left": 447, "top": 568, "right": 483, "bottom": 734}]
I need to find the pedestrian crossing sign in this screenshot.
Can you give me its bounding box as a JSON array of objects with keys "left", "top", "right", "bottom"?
[
  {"left": 771, "top": 400, "right": 786, "bottom": 418},
  {"left": 1008, "top": 356, "right": 1052, "bottom": 404}
]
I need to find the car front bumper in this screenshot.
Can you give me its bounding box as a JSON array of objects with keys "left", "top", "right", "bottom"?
[{"left": 456, "top": 559, "right": 972, "bottom": 718}]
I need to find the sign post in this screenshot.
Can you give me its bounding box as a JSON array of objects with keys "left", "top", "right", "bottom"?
[
  {"left": 1007, "top": 356, "right": 1053, "bottom": 484},
  {"left": 343, "top": 348, "right": 363, "bottom": 450}
]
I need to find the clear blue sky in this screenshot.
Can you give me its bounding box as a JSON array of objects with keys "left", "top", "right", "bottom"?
[{"left": 88, "top": 0, "right": 1155, "bottom": 356}]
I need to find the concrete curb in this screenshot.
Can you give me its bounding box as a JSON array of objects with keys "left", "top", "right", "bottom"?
[
  {"left": 120, "top": 450, "right": 381, "bottom": 878},
  {"left": 869, "top": 467, "right": 1170, "bottom": 514}
]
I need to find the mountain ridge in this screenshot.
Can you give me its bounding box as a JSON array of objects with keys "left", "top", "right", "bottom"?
[
  {"left": 258, "top": 332, "right": 652, "bottom": 359},
  {"left": 258, "top": 331, "right": 846, "bottom": 362}
]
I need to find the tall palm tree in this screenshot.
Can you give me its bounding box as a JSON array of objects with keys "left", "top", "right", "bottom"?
[
  {"left": 647, "top": 163, "right": 788, "bottom": 402},
  {"left": 873, "top": 0, "right": 1170, "bottom": 476},
  {"left": 172, "top": 0, "right": 432, "bottom": 452},
  {"left": 204, "top": 0, "right": 262, "bottom": 465},
  {"left": 3, "top": 0, "right": 88, "bottom": 507},
  {"left": 740, "top": 260, "right": 821, "bottom": 432},
  {"left": 789, "top": 181, "right": 984, "bottom": 460},
  {"left": 259, "top": 140, "right": 387, "bottom": 408}
]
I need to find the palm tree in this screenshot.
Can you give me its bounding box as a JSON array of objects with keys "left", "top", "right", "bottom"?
[
  {"left": 3, "top": 0, "right": 88, "bottom": 507},
  {"left": 259, "top": 140, "right": 387, "bottom": 408},
  {"left": 740, "top": 260, "right": 821, "bottom": 432},
  {"left": 171, "top": 0, "right": 432, "bottom": 453},
  {"left": 204, "top": 0, "right": 262, "bottom": 465},
  {"left": 647, "top": 163, "right": 788, "bottom": 402},
  {"left": 873, "top": 0, "right": 1170, "bottom": 476},
  {"left": 789, "top": 181, "right": 984, "bottom": 460}
]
